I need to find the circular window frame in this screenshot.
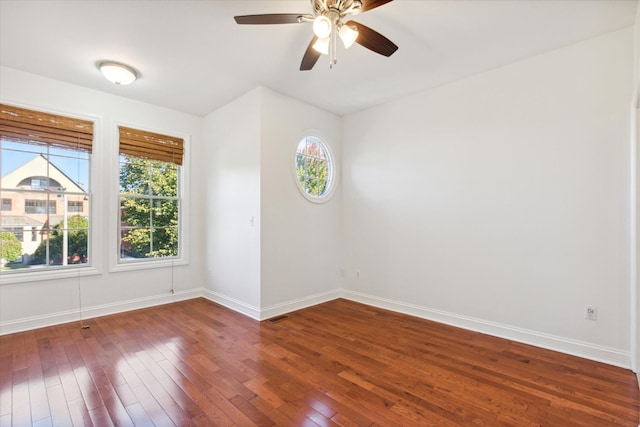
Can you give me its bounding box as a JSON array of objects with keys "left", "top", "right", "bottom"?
[{"left": 292, "top": 133, "right": 337, "bottom": 204}]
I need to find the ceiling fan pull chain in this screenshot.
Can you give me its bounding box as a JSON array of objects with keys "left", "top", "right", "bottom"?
[{"left": 330, "top": 22, "right": 337, "bottom": 68}]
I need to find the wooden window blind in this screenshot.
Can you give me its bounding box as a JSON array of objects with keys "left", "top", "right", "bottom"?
[
  {"left": 119, "top": 126, "right": 183, "bottom": 165},
  {"left": 0, "top": 103, "right": 93, "bottom": 153}
]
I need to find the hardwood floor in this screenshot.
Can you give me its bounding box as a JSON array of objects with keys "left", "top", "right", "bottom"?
[{"left": 1, "top": 298, "right": 638, "bottom": 426}]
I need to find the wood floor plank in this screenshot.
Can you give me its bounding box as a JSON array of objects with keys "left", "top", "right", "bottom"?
[
  {"left": 67, "top": 398, "right": 94, "bottom": 427},
  {"left": 45, "top": 383, "right": 72, "bottom": 427},
  {"left": 88, "top": 367, "right": 135, "bottom": 427},
  {"left": 1, "top": 297, "right": 638, "bottom": 426},
  {"left": 128, "top": 383, "right": 175, "bottom": 427},
  {"left": 11, "top": 368, "right": 31, "bottom": 426},
  {"left": 229, "top": 394, "right": 274, "bottom": 427},
  {"left": 123, "top": 402, "right": 154, "bottom": 426}
]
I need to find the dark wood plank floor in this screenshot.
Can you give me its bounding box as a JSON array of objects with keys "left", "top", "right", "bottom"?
[{"left": 1, "top": 298, "right": 638, "bottom": 426}]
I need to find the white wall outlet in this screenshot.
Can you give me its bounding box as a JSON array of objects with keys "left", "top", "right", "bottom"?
[
  {"left": 356, "top": 270, "right": 360, "bottom": 279},
  {"left": 584, "top": 305, "right": 597, "bottom": 320}
]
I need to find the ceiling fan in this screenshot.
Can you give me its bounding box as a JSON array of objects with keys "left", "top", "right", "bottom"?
[{"left": 234, "top": 0, "right": 398, "bottom": 70}]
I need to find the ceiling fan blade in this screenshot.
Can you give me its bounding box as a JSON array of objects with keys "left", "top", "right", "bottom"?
[
  {"left": 300, "top": 36, "right": 322, "bottom": 71},
  {"left": 361, "top": 0, "right": 394, "bottom": 12},
  {"left": 234, "top": 14, "right": 304, "bottom": 25},
  {"left": 347, "top": 20, "right": 398, "bottom": 57}
]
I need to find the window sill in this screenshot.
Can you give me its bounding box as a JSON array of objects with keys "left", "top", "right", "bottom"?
[
  {"left": 110, "top": 257, "right": 188, "bottom": 273},
  {"left": 0, "top": 265, "right": 101, "bottom": 285}
]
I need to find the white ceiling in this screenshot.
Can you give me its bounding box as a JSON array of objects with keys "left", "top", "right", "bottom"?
[{"left": 0, "top": 0, "right": 637, "bottom": 117}]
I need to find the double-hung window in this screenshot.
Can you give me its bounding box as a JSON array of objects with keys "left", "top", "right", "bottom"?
[
  {"left": 0, "top": 104, "right": 92, "bottom": 272},
  {"left": 118, "top": 126, "right": 183, "bottom": 262}
]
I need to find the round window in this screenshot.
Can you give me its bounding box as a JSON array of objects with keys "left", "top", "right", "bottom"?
[{"left": 294, "top": 135, "right": 335, "bottom": 202}]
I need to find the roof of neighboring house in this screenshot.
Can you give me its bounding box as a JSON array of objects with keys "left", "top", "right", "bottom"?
[
  {"left": 2, "top": 154, "right": 85, "bottom": 193},
  {"left": 0, "top": 215, "right": 43, "bottom": 226}
]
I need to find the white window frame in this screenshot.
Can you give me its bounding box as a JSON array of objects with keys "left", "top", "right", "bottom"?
[
  {"left": 0, "top": 102, "right": 100, "bottom": 285},
  {"left": 292, "top": 132, "right": 337, "bottom": 203},
  {"left": 110, "top": 123, "right": 190, "bottom": 273}
]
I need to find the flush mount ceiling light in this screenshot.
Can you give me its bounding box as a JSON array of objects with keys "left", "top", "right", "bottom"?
[
  {"left": 234, "top": 0, "right": 398, "bottom": 71},
  {"left": 98, "top": 61, "right": 137, "bottom": 85}
]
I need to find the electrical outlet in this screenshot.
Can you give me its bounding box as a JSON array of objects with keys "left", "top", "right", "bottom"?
[{"left": 584, "top": 305, "right": 597, "bottom": 320}]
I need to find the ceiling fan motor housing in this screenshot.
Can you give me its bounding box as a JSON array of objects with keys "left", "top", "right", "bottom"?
[{"left": 313, "top": 0, "right": 363, "bottom": 18}]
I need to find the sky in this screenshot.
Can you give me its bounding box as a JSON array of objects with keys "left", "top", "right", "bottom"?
[{"left": 1, "top": 140, "right": 90, "bottom": 192}]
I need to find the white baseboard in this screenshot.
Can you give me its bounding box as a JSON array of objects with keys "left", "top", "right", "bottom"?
[
  {"left": 202, "top": 289, "right": 261, "bottom": 320},
  {"left": 341, "top": 290, "right": 631, "bottom": 369},
  {"left": 260, "top": 289, "right": 342, "bottom": 320},
  {"left": 202, "top": 288, "right": 342, "bottom": 321},
  {"left": 0, "top": 288, "right": 202, "bottom": 335},
  {"left": 1, "top": 285, "right": 632, "bottom": 369}
]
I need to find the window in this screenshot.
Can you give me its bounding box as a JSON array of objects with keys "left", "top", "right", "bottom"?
[
  {"left": 1, "top": 198, "right": 10, "bottom": 211},
  {"left": 118, "top": 126, "right": 183, "bottom": 262},
  {"left": 2, "top": 227, "right": 23, "bottom": 242},
  {"left": 31, "top": 178, "right": 47, "bottom": 190},
  {"left": 17, "top": 176, "right": 62, "bottom": 190},
  {"left": 25, "top": 199, "right": 56, "bottom": 215},
  {"left": 294, "top": 135, "right": 335, "bottom": 202},
  {"left": 0, "top": 103, "right": 92, "bottom": 273},
  {"left": 68, "top": 200, "right": 83, "bottom": 213}
]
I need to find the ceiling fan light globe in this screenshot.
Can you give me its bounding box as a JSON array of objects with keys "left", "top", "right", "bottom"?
[
  {"left": 339, "top": 24, "right": 358, "bottom": 48},
  {"left": 312, "top": 37, "right": 330, "bottom": 55},
  {"left": 313, "top": 15, "right": 332, "bottom": 38}
]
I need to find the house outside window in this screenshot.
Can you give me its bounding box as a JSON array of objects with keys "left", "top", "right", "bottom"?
[
  {"left": 1, "top": 198, "right": 10, "bottom": 211},
  {"left": 0, "top": 103, "right": 93, "bottom": 272}
]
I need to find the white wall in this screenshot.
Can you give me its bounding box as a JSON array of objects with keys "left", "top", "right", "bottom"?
[
  {"left": 202, "top": 88, "right": 262, "bottom": 316},
  {"left": 342, "top": 28, "right": 633, "bottom": 366},
  {"left": 202, "top": 87, "right": 343, "bottom": 319},
  {"left": 260, "top": 88, "right": 343, "bottom": 312},
  {"left": 0, "top": 67, "right": 205, "bottom": 334}
]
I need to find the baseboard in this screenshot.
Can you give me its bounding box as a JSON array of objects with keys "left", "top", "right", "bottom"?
[
  {"left": 0, "top": 288, "right": 203, "bottom": 336},
  {"left": 342, "top": 290, "right": 631, "bottom": 369},
  {"left": 2, "top": 285, "right": 632, "bottom": 370},
  {"left": 202, "top": 289, "right": 261, "bottom": 320},
  {"left": 259, "top": 289, "right": 342, "bottom": 320},
  {"left": 202, "top": 288, "right": 342, "bottom": 321}
]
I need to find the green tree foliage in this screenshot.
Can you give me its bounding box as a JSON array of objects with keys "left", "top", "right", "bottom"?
[
  {"left": 1, "top": 232, "right": 22, "bottom": 263},
  {"left": 120, "top": 156, "right": 178, "bottom": 258},
  {"left": 31, "top": 215, "right": 88, "bottom": 264},
  {"left": 296, "top": 139, "right": 328, "bottom": 197}
]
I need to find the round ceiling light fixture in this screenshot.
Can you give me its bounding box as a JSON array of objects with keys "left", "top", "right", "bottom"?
[{"left": 98, "top": 61, "right": 137, "bottom": 85}]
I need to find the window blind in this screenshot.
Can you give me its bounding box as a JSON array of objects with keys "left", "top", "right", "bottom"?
[
  {"left": 119, "top": 126, "right": 183, "bottom": 165},
  {"left": 0, "top": 103, "right": 93, "bottom": 153}
]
